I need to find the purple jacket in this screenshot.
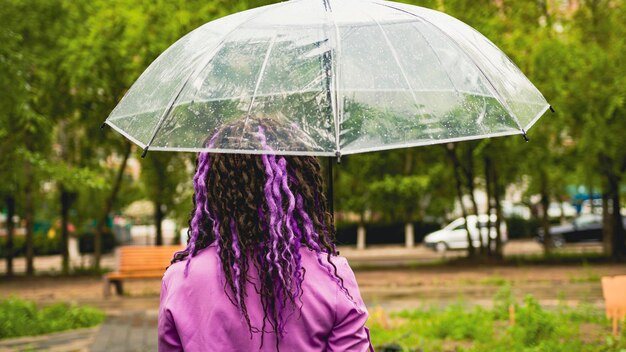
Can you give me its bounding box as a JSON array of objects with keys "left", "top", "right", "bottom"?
[{"left": 158, "top": 243, "right": 373, "bottom": 351}]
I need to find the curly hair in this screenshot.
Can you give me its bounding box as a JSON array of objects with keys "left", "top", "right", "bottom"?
[{"left": 170, "top": 117, "right": 350, "bottom": 350}]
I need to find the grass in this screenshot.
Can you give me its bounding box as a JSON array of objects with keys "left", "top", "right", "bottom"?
[
  {"left": 369, "top": 285, "right": 626, "bottom": 352},
  {"left": 0, "top": 297, "right": 106, "bottom": 339},
  {"left": 503, "top": 252, "right": 611, "bottom": 266},
  {"left": 351, "top": 251, "right": 621, "bottom": 272},
  {"left": 568, "top": 260, "right": 602, "bottom": 283},
  {"left": 478, "top": 275, "right": 510, "bottom": 286}
]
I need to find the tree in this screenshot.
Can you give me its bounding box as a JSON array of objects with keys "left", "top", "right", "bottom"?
[
  {"left": 65, "top": 0, "right": 269, "bottom": 258},
  {"left": 570, "top": 0, "right": 626, "bottom": 258},
  {"left": 140, "top": 153, "right": 189, "bottom": 245}
]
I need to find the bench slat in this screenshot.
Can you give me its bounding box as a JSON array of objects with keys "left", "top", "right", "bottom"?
[
  {"left": 108, "top": 245, "right": 184, "bottom": 276},
  {"left": 103, "top": 245, "right": 185, "bottom": 297}
]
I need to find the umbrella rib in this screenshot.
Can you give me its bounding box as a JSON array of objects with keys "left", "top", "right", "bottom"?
[
  {"left": 241, "top": 34, "right": 277, "bottom": 133},
  {"left": 340, "top": 129, "right": 526, "bottom": 156},
  {"left": 140, "top": 2, "right": 293, "bottom": 155},
  {"left": 361, "top": 8, "right": 430, "bottom": 126},
  {"left": 324, "top": 1, "right": 343, "bottom": 156},
  {"left": 372, "top": 1, "right": 526, "bottom": 133}
]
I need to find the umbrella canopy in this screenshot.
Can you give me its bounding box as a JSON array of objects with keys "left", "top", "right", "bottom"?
[{"left": 103, "top": 0, "right": 550, "bottom": 157}]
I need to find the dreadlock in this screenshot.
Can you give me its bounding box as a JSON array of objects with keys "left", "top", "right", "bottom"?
[{"left": 171, "top": 117, "right": 351, "bottom": 350}]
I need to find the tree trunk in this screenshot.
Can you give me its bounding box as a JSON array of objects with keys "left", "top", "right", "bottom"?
[
  {"left": 602, "top": 191, "right": 613, "bottom": 255},
  {"left": 59, "top": 187, "right": 76, "bottom": 275},
  {"left": 24, "top": 160, "right": 35, "bottom": 276},
  {"left": 540, "top": 178, "right": 553, "bottom": 255},
  {"left": 405, "top": 222, "right": 414, "bottom": 248},
  {"left": 5, "top": 196, "right": 15, "bottom": 277},
  {"left": 464, "top": 147, "right": 484, "bottom": 254},
  {"left": 588, "top": 184, "right": 595, "bottom": 214},
  {"left": 151, "top": 154, "right": 167, "bottom": 246},
  {"left": 484, "top": 156, "right": 493, "bottom": 256},
  {"left": 356, "top": 224, "right": 366, "bottom": 250},
  {"left": 493, "top": 170, "right": 505, "bottom": 259},
  {"left": 608, "top": 174, "right": 626, "bottom": 258},
  {"left": 155, "top": 202, "right": 164, "bottom": 246},
  {"left": 445, "top": 144, "right": 475, "bottom": 257},
  {"left": 356, "top": 213, "right": 366, "bottom": 250},
  {"left": 403, "top": 149, "right": 416, "bottom": 250},
  {"left": 95, "top": 142, "right": 132, "bottom": 270}
]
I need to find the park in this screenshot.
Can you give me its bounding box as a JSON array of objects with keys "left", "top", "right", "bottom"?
[{"left": 1, "top": 0, "right": 626, "bottom": 351}]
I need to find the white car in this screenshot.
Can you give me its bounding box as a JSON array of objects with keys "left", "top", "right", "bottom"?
[
  {"left": 423, "top": 215, "right": 508, "bottom": 252},
  {"left": 547, "top": 202, "right": 578, "bottom": 219}
]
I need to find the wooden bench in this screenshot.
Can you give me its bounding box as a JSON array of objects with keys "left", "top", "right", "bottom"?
[
  {"left": 602, "top": 275, "right": 626, "bottom": 336},
  {"left": 103, "top": 245, "right": 184, "bottom": 297}
]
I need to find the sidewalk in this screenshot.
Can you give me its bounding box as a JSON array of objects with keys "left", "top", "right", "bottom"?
[
  {"left": 0, "top": 309, "right": 158, "bottom": 352},
  {"left": 90, "top": 309, "right": 158, "bottom": 352},
  {"left": 0, "top": 327, "right": 97, "bottom": 352}
]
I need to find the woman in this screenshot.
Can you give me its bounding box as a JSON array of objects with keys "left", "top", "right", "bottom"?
[{"left": 158, "top": 118, "right": 372, "bottom": 351}]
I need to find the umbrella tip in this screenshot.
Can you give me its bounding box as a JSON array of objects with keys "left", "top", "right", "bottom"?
[
  {"left": 549, "top": 106, "right": 555, "bottom": 113},
  {"left": 521, "top": 129, "right": 529, "bottom": 142},
  {"left": 141, "top": 147, "right": 149, "bottom": 158},
  {"left": 335, "top": 151, "right": 342, "bottom": 164},
  {"left": 100, "top": 122, "right": 107, "bottom": 129}
]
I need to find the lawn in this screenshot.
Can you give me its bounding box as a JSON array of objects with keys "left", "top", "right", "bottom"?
[
  {"left": 0, "top": 297, "right": 105, "bottom": 339},
  {"left": 369, "top": 285, "right": 626, "bottom": 352}
]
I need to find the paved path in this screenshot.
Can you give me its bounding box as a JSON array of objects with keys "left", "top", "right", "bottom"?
[
  {"left": 0, "top": 310, "right": 158, "bottom": 352},
  {"left": 0, "top": 327, "right": 97, "bottom": 352},
  {"left": 90, "top": 310, "right": 158, "bottom": 352}
]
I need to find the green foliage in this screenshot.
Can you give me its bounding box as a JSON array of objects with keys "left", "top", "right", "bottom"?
[
  {"left": 0, "top": 297, "right": 105, "bottom": 339},
  {"left": 77, "top": 231, "right": 118, "bottom": 254},
  {"left": 505, "top": 216, "right": 541, "bottom": 239},
  {"left": 512, "top": 295, "right": 557, "bottom": 346},
  {"left": 369, "top": 174, "right": 430, "bottom": 222},
  {"left": 140, "top": 153, "right": 190, "bottom": 224},
  {"left": 336, "top": 220, "right": 441, "bottom": 245},
  {"left": 0, "top": 234, "right": 62, "bottom": 258},
  {"left": 429, "top": 304, "right": 493, "bottom": 342},
  {"left": 19, "top": 149, "right": 110, "bottom": 191},
  {"left": 369, "top": 292, "right": 626, "bottom": 352},
  {"left": 492, "top": 284, "right": 515, "bottom": 320}
]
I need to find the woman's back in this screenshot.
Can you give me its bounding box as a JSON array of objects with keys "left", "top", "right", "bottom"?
[
  {"left": 158, "top": 125, "right": 372, "bottom": 351},
  {"left": 159, "top": 243, "right": 371, "bottom": 351}
]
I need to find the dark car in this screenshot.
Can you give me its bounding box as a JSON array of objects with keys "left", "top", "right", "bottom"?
[{"left": 535, "top": 214, "right": 624, "bottom": 247}]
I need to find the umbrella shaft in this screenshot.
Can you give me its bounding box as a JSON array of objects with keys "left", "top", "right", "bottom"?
[{"left": 327, "top": 157, "right": 334, "bottom": 221}]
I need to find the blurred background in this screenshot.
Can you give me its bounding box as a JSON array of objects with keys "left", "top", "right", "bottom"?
[{"left": 1, "top": 0, "right": 625, "bottom": 351}]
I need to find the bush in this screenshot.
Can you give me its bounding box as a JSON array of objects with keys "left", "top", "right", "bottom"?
[
  {"left": 428, "top": 303, "right": 493, "bottom": 342},
  {"left": 512, "top": 295, "right": 557, "bottom": 346},
  {"left": 336, "top": 221, "right": 441, "bottom": 245},
  {"left": 0, "top": 231, "right": 118, "bottom": 258},
  {"left": 0, "top": 233, "right": 62, "bottom": 258},
  {"left": 0, "top": 297, "right": 105, "bottom": 339},
  {"left": 492, "top": 284, "right": 515, "bottom": 320},
  {"left": 33, "top": 232, "right": 62, "bottom": 255},
  {"left": 505, "top": 216, "right": 541, "bottom": 239},
  {"left": 77, "top": 231, "right": 118, "bottom": 254}
]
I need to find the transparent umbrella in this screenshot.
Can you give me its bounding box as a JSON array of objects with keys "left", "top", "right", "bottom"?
[{"left": 103, "top": 0, "right": 550, "bottom": 158}]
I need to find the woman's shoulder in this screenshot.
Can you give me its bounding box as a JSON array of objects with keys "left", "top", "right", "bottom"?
[
  {"left": 162, "top": 243, "right": 219, "bottom": 284},
  {"left": 299, "top": 248, "right": 355, "bottom": 279}
]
